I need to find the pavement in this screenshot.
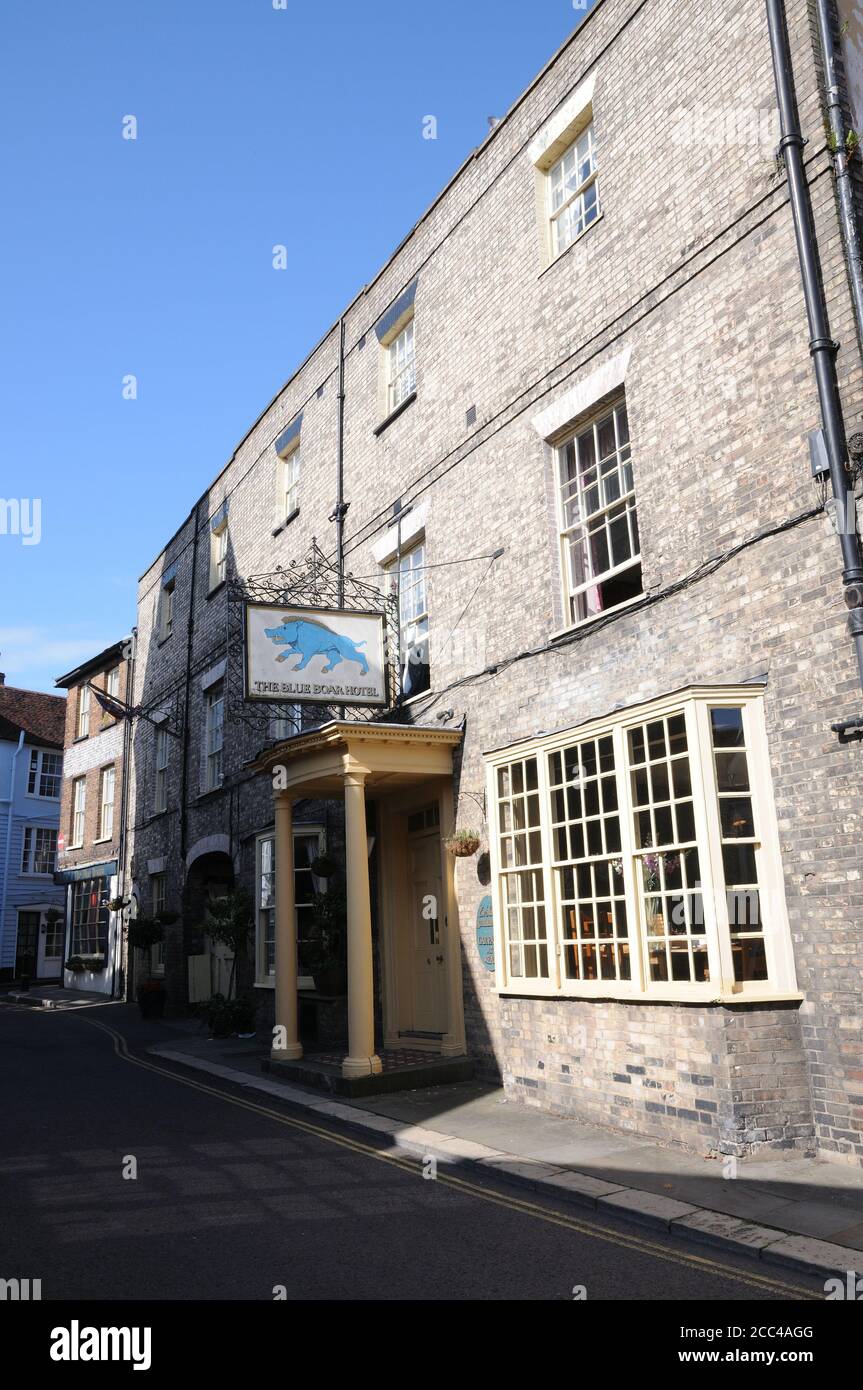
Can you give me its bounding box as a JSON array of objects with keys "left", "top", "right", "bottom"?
[
  {"left": 145, "top": 1026, "right": 863, "bottom": 1285},
  {"left": 0, "top": 997, "right": 824, "bottom": 1302}
]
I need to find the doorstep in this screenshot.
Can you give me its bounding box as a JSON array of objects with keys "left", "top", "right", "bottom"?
[
  {"left": 146, "top": 1034, "right": 863, "bottom": 1283},
  {"left": 263, "top": 1049, "right": 474, "bottom": 1098}
]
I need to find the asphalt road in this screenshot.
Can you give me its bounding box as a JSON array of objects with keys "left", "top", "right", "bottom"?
[{"left": 0, "top": 1000, "right": 825, "bottom": 1303}]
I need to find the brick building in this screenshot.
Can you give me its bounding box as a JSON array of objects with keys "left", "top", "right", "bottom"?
[
  {"left": 55, "top": 641, "right": 134, "bottom": 997},
  {"left": 128, "top": 0, "right": 863, "bottom": 1163}
]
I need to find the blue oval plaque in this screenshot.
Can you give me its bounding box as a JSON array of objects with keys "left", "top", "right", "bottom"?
[{"left": 476, "top": 895, "right": 495, "bottom": 972}]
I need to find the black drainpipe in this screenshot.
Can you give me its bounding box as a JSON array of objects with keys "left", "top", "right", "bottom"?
[
  {"left": 180, "top": 504, "right": 199, "bottom": 857},
  {"left": 816, "top": 0, "right": 863, "bottom": 355},
  {"left": 334, "top": 316, "right": 348, "bottom": 721},
  {"left": 766, "top": 0, "right": 863, "bottom": 706}
]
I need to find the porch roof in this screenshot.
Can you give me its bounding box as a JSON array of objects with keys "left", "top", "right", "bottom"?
[{"left": 249, "top": 719, "right": 462, "bottom": 796}]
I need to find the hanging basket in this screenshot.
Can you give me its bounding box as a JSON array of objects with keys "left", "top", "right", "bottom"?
[{"left": 445, "top": 831, "right": 482, "bottom": 858}]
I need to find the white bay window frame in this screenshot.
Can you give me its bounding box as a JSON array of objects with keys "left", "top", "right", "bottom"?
[{"left": 484, "top": 687, "right": 799, "bottom": 1005}]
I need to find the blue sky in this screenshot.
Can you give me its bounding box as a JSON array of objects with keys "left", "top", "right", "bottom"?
[{"left": 0, "top": 0, "right": 597, "bottom": 693}]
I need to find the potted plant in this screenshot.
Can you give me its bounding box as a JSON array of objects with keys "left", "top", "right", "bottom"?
[
  {"left": 304, "top": 878, "right": 347, "bottom": 995},
  {"left": 65, "top": 955, "right": 86, "bottom": 975},
  {"left": 137, "top": 977, "right": 166, "bottom": 1019},
  {"left": 445, "top": 829, "right": 482, "bottom": 857},
  {"left": 196, "top": 992, "right": 255, "bottom": 1038}
]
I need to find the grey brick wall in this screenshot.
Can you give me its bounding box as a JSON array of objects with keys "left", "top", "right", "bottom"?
[{"left": 127, "top": 0, "right": 863, "bottom": 1161}]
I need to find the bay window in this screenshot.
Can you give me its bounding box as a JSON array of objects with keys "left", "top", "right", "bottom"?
[{"left": 486, "top": 689, "right": 797, "bottom": 1002}]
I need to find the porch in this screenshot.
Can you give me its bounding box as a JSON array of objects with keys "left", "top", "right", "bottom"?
[{"left": 251, "top": 720, "right": 467, "bottom": 1092}]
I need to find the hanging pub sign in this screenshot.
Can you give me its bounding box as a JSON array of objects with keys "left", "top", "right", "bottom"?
[{"left": 244, "top": 602, "right": 389, "bottom": 707}]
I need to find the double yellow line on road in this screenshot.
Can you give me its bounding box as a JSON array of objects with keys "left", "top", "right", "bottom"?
[{"left": 71, "top": 1012, "right": 818, "bottom": 1301}]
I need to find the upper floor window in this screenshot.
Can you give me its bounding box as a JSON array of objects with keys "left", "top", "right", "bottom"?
[
  {"left": 106, "top": 667, "right": 120, "bottom": 700},
  {"left": 282, "top": 447, "right": 300, "bottom": 522},
  {"left": 387, "top": 319, "right": 416, "bottom": 414},
  {"left": 27, "top": 749, "right": 62, "bottom": 799},
  {"left": 154, "top": 727, "right": 169, "bottom": 813},
  {"left": 21, "top": 825, "right": 58, "bottom": 876},
  {"left": 548, "top": 122, "right": 599, "bottom": 256},
  {"left": 204, "top": 684, "right": 224, "bottom": 791},
  {"left": 486, "top": 690, "right": 797, "bottom": 1003},
  {"left": 77, "top": 685, "right": 90, "bottom": 739},
  {"left": 99, "top": 765, "right": 115, "bottom": 841},
  {"left": 210, "top": 523, "right": 228, "bottom": 592},
  {"left": 159, "top": 577, "right": 175, "bottom": 641},
  {"left": 556, "top": 397, "right": 641, "bottom": 626},
  {"left": 386, "top": 540, "right": 430, "bottom": 699},
  {"left": 71, "top": 776, "right": 86, "bottom": 848}
]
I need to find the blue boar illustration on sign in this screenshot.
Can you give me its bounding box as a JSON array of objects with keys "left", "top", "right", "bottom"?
[{"left": 264, "top": 617, "right": 369, "bottom": 676}]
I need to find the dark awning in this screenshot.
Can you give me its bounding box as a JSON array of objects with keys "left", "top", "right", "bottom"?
[{"left": 54, "top": 860, "right": 118, "bottom": 885}]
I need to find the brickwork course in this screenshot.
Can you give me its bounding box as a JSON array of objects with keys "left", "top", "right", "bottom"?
[{"left": 127, "top": 0, "right": 863, "bottom": 1164}]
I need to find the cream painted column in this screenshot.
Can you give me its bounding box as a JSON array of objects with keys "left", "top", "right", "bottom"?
[
  {"left": 342, "top": 763, "right": 382, "bottom": 1078},
  {"left": 271, "top": 794, "right": 302, "bottom": 1062},
  {"left": 439, "top": 782, "right": 467, "bottom": 1057}
]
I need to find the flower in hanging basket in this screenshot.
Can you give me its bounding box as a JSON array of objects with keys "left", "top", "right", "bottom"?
[
  {"left": 156, "top": 908, "right": 180, "bottom": 926},
  {"left": 310, "top": 853, "right": 338, "bottom": 879},
  {"left": 127, "top": 917, "right": 165, "bottom": 951},
  {"left": 445, "top": 830, "right": 482, "bottom": 857}
]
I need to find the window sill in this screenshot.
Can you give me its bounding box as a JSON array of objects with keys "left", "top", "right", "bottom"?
[
  {"left": 73, "top": 735, "right": 89, "bottom": 745},
  {"left": 196, "top": 784, "right": 226, "bottom": 803},
  {"left": 157, "top": 633, "right": 173, "bottom": 647},
  {"left": 93, "top": 836, "right": 113, "bottom": 846},
  {"left": 374, "top": 391, "right": 417, "bottom": 436},
  {"left": 538, "top": 211, "right": 604, "bottom": 280},
  {"left": 550, "top": 591, "right": 645, "bottom": 643},
  {"left": 272, "top": 507, "right": 300, "bottom": 538},
  {"left": 206, "top": 580, "right": 227, "bottom": 601},
  {"left": 496, "top": 986, "right": 804, "bottom": 1007}
]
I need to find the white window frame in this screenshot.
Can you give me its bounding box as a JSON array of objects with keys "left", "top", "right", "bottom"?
[
  {"left": 154, "top": 726, "right": 169, "bottom": 813},
  {"left": 150, "top": 873, "right": 166, "bottom": 975},
  {"left": 70, "top": 776, "right": 87, "bottom": 849},
  {"left": 210, "top": 523, "right": 228, "bottom": 592},
  {"left": 77, "top": 685, "right": 90, "bottom": 740},
  {"left": 384, "top": 539, "right": 430, "bottom": 697},
  {"left": 106, "top": 667, "right": 120, "bottom": 700},
  {"left": 204, "top": 684, "right": 224, "bottom": 791},
  {"left": 21, "top": 825, "right": 58, "bottom": 876},
  {"left": 27, "top": 749, "right": 62, "bottom": 800},
  {"left": 547, "top": 121, "right": 600, "bottom": 257},
  {"left": 98, "top": 765, "right": 115, "bottom": 842},
  {"left": 254, "top": 825, "right": 326, "bottom": 988},
  {"left": 387, "top": 318, "right": 416, "bottom": 415},
  {"left": 484, "top": 687, "right": 799, "bottom": 1006},
  {"left": 555, "top": 395, "right": 642, "bottom": 628},
  {"left": 281, "top": 445, "right": 300, "bottom": 523}
]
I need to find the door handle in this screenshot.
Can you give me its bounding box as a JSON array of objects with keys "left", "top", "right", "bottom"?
[
  {"left": 436, "top": 955, "right": 444, "bottom": 964},
  {"left": 426, "top": 957, "right": 431, "bottom": 965}
]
